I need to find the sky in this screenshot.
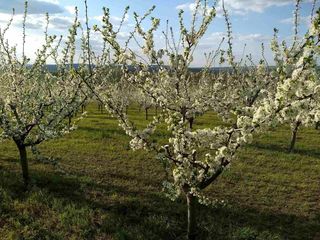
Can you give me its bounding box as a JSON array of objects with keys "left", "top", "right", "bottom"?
[{"left": 0, "top": 0, "right": 317, "bottom": 66}]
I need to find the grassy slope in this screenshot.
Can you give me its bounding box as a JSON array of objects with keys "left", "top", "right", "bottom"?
[{"left": 0, "top": 103, "right": 319, "bottom": 240}]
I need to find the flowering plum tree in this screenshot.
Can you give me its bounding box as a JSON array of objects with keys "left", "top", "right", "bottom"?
[
  {"left": 248, "top": 9, "right": 320, "bottom": 144},
  {"left": 267, "top": 0, "right": 320, "bottom": 153},
  {"left": 214, "top": 0, "right": 320, "bottom": 154},
  {"left": 91, "top": 1, "right": 253, "bottom": 239},
  {"left": 0, "top": 3, "right": 87, "bottom": 186},
  {"left": 134, "top": 89, "right": 154, "bottom": 120},
  {"left": 88, "top": 0, "right": 320, "bottom": 239}
]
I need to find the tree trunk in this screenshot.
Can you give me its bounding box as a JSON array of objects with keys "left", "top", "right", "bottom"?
[
  {"left": 155, "top": 106, "right": 158, "bottom": 116},
  {"left": 68, "top": 115, "right": 72, "bottom": 127},
  {"left": 315, "top": 121, "right": 320, "bottom": 130},
  {"left": 145, "top": 108, "right": 148, "bottom": 120},
  {"left": 189, "top": 117, "right": 194, "bottom": 129},
  {"left": 126, "top": 106, "right": 128, "bottom": 115},
  {"left": 186, "top": 193, "right": 197, "bottom": 240},
  {"left": 16, "top": 142, "right": 29, "bottom": 186},
  {"left": 289, "top": 121, "right": 301, "bottom": 153}
]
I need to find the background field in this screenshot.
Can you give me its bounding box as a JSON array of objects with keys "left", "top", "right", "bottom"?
[{"left": 0, "top": 103, "right": 319, "bottom": 240}]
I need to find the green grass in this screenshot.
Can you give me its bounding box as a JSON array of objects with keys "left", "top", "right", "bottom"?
[{"left": 0, "top": 103, "right": 320, "bottom": 240}]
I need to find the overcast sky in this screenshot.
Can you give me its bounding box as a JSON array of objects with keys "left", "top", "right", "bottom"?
[{"left": 0, "top": 0, "right": 317, "bottom": 66}]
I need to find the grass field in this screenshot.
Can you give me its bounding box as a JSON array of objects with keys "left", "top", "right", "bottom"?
[{"left": 0, "top": 103, "right": 319, "bottom": 240}]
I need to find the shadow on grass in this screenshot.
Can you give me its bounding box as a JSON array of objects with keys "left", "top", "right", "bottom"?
[
  {"left": 85, "top": 114, "right": 115, "bottom": 120},
  {"left": 199, "top": 204, "right": 320, "bottom": 240},
  {"left": 78, "top": 126, "right": 126, "bottom": 138},
  {"left": 249, "top": 142, "right": 320, "bottom": 159},
  {"left": 0, "top": 156, "right": 18, "bottom": 164},
  {"left": 0, "top": 163, "right": 319, "bottom": 240},
  {"left": 0, "top": 166, "right": 185, "bottom": 239}
]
